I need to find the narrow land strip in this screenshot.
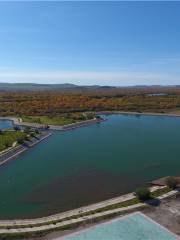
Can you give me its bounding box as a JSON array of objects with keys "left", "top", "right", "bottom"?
[{"left": 0, "top": 117, "right": 105, "bottom": 131}]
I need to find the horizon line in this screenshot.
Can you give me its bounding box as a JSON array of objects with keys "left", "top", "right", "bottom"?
[{"left": 0, "top": 82, "right": 180, "bottom": 87}]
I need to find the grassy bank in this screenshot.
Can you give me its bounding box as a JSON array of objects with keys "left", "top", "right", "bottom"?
[
  {"left": 0, "top": 131, "right": 26, "bottom": 152},
  {"left": 22, "top": 113, "right": 95, "bottom": 126},
  {"left": 22, "top": 116, "right": 75, "bottom": 126}
]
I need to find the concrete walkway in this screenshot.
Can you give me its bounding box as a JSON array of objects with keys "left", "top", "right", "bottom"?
[{"left": 0, "top": 189, "right": 178, "bottom": 235}]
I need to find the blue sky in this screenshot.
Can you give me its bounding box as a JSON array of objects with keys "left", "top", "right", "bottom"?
[{"left": 0, "top": 1, "right": 180, "bottom": 86}]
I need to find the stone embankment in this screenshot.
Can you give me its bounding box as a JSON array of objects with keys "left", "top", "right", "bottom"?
[
  {"left": 60, "top": 117, "right": 105, "bottom": 131},
  {"left": 0, "top": 132, "right": 52, "bottom": 166}
]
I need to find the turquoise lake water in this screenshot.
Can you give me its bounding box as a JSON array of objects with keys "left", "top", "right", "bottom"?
[
  {"left": 64, "top": 213, "right": 177, "bottom": 240},
  {"left": 0, "top": 114, "right": 180, "bottom": 219}
]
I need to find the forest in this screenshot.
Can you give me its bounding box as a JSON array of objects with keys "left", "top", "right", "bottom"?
[{"left": 0, "top": 86, "right": 180, "bottom": 118}]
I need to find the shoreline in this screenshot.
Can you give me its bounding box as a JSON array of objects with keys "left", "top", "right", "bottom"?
[
  {"left": 0, "top": 116, "right": 105, "bottom": 131},
  {"left": 96, "top": 110, "right": 180, "bottom": 118},
  {"left": 0, "top": 185, "right": 173, "bottom": 222},
  {"left": 1, "top": 111, "right": 180, "bottom": 132},
  {"left": 0, "top": 186, "right": 177, "bottom": 238}
]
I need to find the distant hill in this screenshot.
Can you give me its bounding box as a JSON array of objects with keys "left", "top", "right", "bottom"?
[
  {"left": 0, "top": 83, "right": 79, "bottom": 91},
  {"left": 0, "top": 83, "right": 117, "bottom": 92},
  {"left": 0, "top": 82, "right": 180, "bottom": 92}
]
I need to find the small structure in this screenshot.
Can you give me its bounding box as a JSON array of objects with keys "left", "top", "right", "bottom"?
[{"left": 150, "top": 176, "right": 180, "bottom": 187}]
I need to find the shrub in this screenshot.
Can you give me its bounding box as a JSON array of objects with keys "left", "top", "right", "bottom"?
[
  {"left": 24, "top": 127, "right": 31, "bottom": 134},
  {"left": 30, "top": 132, "right": 36, "bottom": 138},
  {"left": 35, "top": 129, "right": 40, "bottom": 134},
  {"left": 13, "top": 126, "right": 20, "bottom": 131},
  {"left": 135, "top": 187, "right": 151, "bottom": 201},
  {"left": 17, "top": 138, "right": 24, "bottom": 144},
  {"left": 5, "top": 142, "right": 11, "bottom": 148},
  {"left": 25, "top": 136, "right": 30, "bottom": 141},
  {"left": 165, "top": 177, "right": 178, "bottom": 189}
]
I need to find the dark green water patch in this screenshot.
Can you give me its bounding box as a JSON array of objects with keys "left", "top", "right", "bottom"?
[
  {"left": 22, "top": 169, "right": 144, "bottom": 218},
  {"left": 0, "top": 114, "right": 179, "bottom": 219}
]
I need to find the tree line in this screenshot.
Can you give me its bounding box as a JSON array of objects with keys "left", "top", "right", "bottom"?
[{"left": 0, "top": 87, "right": 180, "bottom": 117}]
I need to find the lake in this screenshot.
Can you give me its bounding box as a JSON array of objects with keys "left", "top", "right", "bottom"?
[{"left": 0, "top": 114, "right": 180, "bottom": 219}]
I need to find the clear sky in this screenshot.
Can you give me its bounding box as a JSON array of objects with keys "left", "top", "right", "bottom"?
[{"left": 0, "top": 1, "right": 180, "bottom": 86}]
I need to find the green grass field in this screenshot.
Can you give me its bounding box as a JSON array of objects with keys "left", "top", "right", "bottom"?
[
  {"left": 21, "top": 112, "right": 95, "bottom": 126},
  {"left": 22, "top": 116, "right": 76, "bottom": 126},
  {"left": 0, "top": 131, "right": 26, "bottom": 152}
]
